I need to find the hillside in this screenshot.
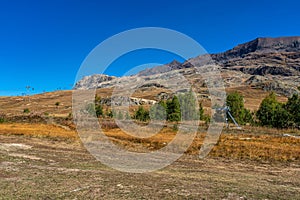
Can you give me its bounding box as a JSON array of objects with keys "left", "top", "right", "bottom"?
[
  {"left": 3, "top": 37, "right": 299, "bottom": 116},
  {"left": 75, "top": 36, "right": 300, "bottom": 97}
]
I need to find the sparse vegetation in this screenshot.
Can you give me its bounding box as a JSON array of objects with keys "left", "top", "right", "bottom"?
[
  {"left": 134, "top": 106, "right": 150, "bottom": 122},
  {"left": 95, "top": 104, "right": 103, "bottom": 117},
  {"left": 85, "top": 103, "right": 96, "bottom": 116},
  {"left": 44, "top": 112, "right": 49, "bottom": 116},
  {"left": 55, "top": 102, "right": 60, "bottom": 107},
  {"left": 23, "top": 108, "right": 30, "bottom": 114},
  {"left": 0, "top": 113, "right": 6, "bottom": 123}
]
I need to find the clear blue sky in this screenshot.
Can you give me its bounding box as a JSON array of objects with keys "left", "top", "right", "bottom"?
[{"left": 0, "top": 0, "right": 299, "bottom": 96}]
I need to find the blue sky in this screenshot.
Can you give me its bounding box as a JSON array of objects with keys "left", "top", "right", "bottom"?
[{"left": 0, "top": 0, "right": 299, "bottom": 96}]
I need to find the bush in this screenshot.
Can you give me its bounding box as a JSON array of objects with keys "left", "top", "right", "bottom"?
[
  {"left": 23, "top": 108, "right": 30, "bottom": 114},
  {"left": 134, "top": 106, "right": 150, "bottom": 122},
  {"left": 95, "top": 104, "right": 103, "bottom": 117},
  {"left": 125, "top": 112, "right": 131, "bottom": 120},
  {"left": 0, "top": 113, "right": 6, "bottom": 123},
  {"left": 85, "top": 103, "right": 96, "bottom": 116}
]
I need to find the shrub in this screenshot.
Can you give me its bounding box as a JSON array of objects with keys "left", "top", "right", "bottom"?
[
  {"left": 85, "top": 103, "right": 96, "bottom": 116},
  {"left": 172, "top": 124, "right": 178, "bottom": 131},
  {"left": 95, "top": 104, "right": 103, "bottom": 117},
  {"left": 0, "top": 113, "right": 6, "bottom": 123},
  {"left": 23, "top": 108, "right": 30, "bottom": 114},
  {"left": 134, "top": 106, "right": 150, "bottom": 122},
  {"left": 106, "top": 110, "right": 113, "bottom": 118},
  {"left": 125, "top": 112, "right": 131, "bottom": 120}
]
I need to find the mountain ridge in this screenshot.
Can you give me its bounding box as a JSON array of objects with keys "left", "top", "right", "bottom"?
[{"left": 74, "top": 36, "right": 300, "bottom": 97}]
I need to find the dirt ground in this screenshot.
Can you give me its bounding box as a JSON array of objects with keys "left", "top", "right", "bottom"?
[{"left": 1, "top": 133, "right": 299, "bottom": 200}]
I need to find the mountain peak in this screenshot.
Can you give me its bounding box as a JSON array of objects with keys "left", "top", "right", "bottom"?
[{"left": 213, "top": 36, "right": 300, "bottom": 61}]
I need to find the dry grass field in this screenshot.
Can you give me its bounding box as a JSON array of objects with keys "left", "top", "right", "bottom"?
[
  {"left": 0, "top": 86, "right": 286, "bottom": 116},
  {"left": 0, "top": 88, "right": 299, "bottom": 199},
  {"left": 0, "top": 122, "right": 300, "bottom": 199}
]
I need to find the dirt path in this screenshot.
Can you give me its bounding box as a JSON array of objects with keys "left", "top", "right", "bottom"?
[{"left": 0, "top": 134, "right": 299, "bottom": 199}]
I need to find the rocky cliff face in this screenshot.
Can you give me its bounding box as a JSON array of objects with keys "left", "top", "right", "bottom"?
[
  {"left": 74, "top": 36, "right": 300, "bottom": 97},
  {"left": 211, "top": 37, "right": 300, "bottom": 77},
  {"left": 74, "top": 74, "right": 116, "bottom": 90}
]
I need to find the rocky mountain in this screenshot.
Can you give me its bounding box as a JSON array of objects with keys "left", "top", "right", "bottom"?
[
  {"left": 74, "top": 36, "right": 300, "bottom": 97},
  {"left": 211, "top": 37, "right": 300, "bottom": 77}
]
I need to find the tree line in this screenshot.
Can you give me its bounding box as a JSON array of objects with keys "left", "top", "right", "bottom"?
[
  {"left": 87, "top": 91, "right": 209, "bottom": 123},
  {"left": 223, "top": 91, "right": 300, "bottom": 129},
  {"left": 88, "top": 91, "right": 300, "bottom": 129}
]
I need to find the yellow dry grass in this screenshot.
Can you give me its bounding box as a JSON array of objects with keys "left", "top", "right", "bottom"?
[
  {"left": 0, "top": 121, "right": 299, "bottom": 162},
  {"left": 0, "top": 123, "right": 77, "bottom": 139}
]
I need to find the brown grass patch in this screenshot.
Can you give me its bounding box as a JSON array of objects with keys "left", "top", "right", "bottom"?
[
  {"left": 0, "top": 123, "right": 77, "bottom": 140},
  {"left": 1, "top": 121, "right": 299, "bottom": 162}
]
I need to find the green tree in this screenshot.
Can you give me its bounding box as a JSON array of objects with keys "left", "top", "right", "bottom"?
[
  {"left": 106, "top": 110, "right": 113, "bottom": 118},
  {"left": 226, "top": 92, "right": 253, "bottom": 125},
  {"left": 117, "top": 110, "right": 124, "bottom": 120},
  {"left": 134, "top": 106, "right": 150, "bottom": 122},
  {"left": 150, "top": 100, "right": 167, "bottom": 120},
  {"left": 199, "top": 103, "right": 204, "bottom": 120},
  {"left": 85, "top": 103, "right": 96, "bottom": 117},
  {"left": 95, "top": 104, "right": 103, "bottom": 117},
  {"left": 167, "top": 96, "right": 181, "bottom": 122},
  {"left": 179, "top": 90, "right": 198, "bottom": 121},
  {"left": 285, "top": 94, "right": 300, "bottom": 127},
  {"left": 256, "top": 92, "right": 291, "bottom": 128},
  {"left": 55, "top": 102, "right": 60, "bottom": 109},
  {"left": 273, "top": 103, "right": 291, "bottom": 128},
  {"left": 125, "top": 111, "right": 131, "bottom": 120}
]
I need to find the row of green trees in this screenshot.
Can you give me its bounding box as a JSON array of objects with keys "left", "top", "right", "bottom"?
[
  {"left": 149, "top": 91, "right": 208, "bottom": 122},
  {"left": 88, "top": 91, "right": 300, "bottom": 129},
  {"left": 222, "top": 91, "right": 300, "bottom": 129},
  {"left": 87, "top": 91, "right": 208, "bottom": 122}
]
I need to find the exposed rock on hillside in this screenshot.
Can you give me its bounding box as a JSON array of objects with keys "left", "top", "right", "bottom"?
[
  {"left": 74, "top": 74, "right": 116, "bottom": 90},
  {"left": 75, "top": 36, "right": 300, "bottom": 97}
]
